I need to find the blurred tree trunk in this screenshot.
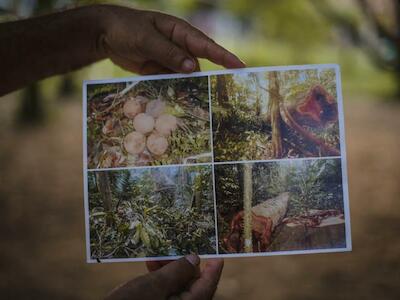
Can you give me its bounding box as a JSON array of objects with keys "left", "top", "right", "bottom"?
[
  {"left": 192, "top": 186, "right": 202, "bottom": 211},
  {"left": 250, "top": 73, "right": 262, "bottom": 116},
  {"left": 237, "top": 164, "right": 244, "bottom": 205},
  {"left": 216, "top": 75, "right": 229, "bottom": 108},
  {"left": 15, "top": 0, "right": 58, "bottom": 124},
  {"left": 243, "top": 163, "right": 253, "bottom": 253},
  {"left": 177, "top": 167, "right": 185, "bottom": 207},
  {"left": 59, "top": 74, "right": 75, "bottom": 98},
  {"left": 190, "top": 169, "right": 202, "bottom": 211},
  {"left": 312, "top": 0, "right": 400, "bottom": 97},
  {"left": 268, "top": 71, "right": 283, "bottom": 158},
  {"left": 255, "top": 95, "right": 261, "bottom": 117},
  {"left": 97, "top": 171, "right": 113, "bottom": 226},
  {"left": 17, "top": 83, "right": 45, "bottom": 124}
]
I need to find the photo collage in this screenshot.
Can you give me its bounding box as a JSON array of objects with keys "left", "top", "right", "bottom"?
[{"left": 83, "top": 65, "right": 351, "bottom": 262}]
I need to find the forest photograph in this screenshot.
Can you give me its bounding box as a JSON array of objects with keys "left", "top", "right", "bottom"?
[
  {"left": 211, "top": 68, "right": 340, "bottom": 162},
  {"left": 87, "top": 165, "right": 216, "bottom": 260},
  {"left": 215, "top": 158, "right": 346, "bottom": 254},
  {"left": 86, "top": 76, "right": 211, "bottom": 169}
]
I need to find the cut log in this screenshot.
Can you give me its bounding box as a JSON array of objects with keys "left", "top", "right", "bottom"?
[
  {"left": 251, "top": 192, "right": 290, "bottom": 228},
  {"left": 223, "top": 192, "right": 290, "bottom": 253},
  {"left": 268, "top": 211, "right": 346, "bottom": 251}
]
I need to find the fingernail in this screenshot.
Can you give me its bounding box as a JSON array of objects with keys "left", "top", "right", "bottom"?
[
  {"left": 233, "top": 56, "right": 246, "bottom": 68},
  {"left": 181, "top": 59, "right": 195, "bottom": 72},
  {"left": 185, "top": 254, "right": 200, "bottom": 266}
]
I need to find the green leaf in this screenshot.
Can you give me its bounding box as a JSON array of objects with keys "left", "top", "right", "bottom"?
[
  {"left": 140, "top": 229, "right": 151, "bottom": 247},
  {"left": 90, "top": 212, "right": 107, "bottom": 218}
]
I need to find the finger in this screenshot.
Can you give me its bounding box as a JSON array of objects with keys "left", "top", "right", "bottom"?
[
  {"left": 139, "top": 60, "right": 174, "bottom": 75},
  {"left": 183, "top": 28, "right": 244, "bottom": 69},
  {"left": 187, "top": 35, "right": 245, "bottom": 69},
  {"left": 146, "top": 260, "right": 173, "bottom": 272},
  {"left": 107, "top": 50, "right": 144, "bottom": 74},
  {"left": 180, "top": 258, "right": 224, "bottom": 300},
  {"left": 193, "top": 57, "right": 201, "bottom": 72},
  {"left": 155, "top": 15, "right": 245, "bottom": 69},
  {"left": 139, "top": 28, "right": 196, "bottom": 73},
  {"left": 151, "top": 254, "right": 200, "bottom": 297}
]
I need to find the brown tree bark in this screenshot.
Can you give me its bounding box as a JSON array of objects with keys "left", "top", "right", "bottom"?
[
  {"left": 178, "top": 167, "right": 186, "bottom": 207},
  {"left": 216, "top": 75, "right": 229, "bottom": 109},
  {"left": 96, "top": 171, "right": 113, "bottom": 226},
  {"left": 268, "top": 71, "right": 283, "bottom": 158},
  {"left": 191, "top": 175, "right": 203, "bottom": 211},
  {"left": 255, "top": 95, "right": 261, "bottom": 117},
  {"left": 237, "top": 164, "right": 244, "bottom": 204},
  {"left": 193, "top": 189, "right": 202, "bottom": 211},
  {"left": 243, "top": 163, "right": 253, "bottom": 253},
  {"left": 17, "top": 83, "right": 45, "bottom": 125}
]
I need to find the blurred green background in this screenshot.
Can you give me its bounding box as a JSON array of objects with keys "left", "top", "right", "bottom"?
[{"left": 0, "top": 0, "right": 399, "bottom": 299}]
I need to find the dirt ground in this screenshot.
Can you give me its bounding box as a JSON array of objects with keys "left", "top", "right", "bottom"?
[{"left": 0, "top": 93, "right": 399, "bottom": 299}]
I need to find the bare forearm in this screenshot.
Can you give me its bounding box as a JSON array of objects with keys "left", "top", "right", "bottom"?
[
  {"left": 0, "top": 5, "right": 107, "bottom": 96},
  {"left": 0, "top": 5, "right": 245, "bottom": 97}
]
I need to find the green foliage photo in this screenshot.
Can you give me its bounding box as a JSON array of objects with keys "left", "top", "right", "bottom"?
[
  {"left": 216, "top": 158, "right": 344, "bottom": 251},
  {"left": 88, "top": 165, "right": 216, "bottom": 259},
  {"left": 211, "top": 68, "right": 340, "bottom": 161}
]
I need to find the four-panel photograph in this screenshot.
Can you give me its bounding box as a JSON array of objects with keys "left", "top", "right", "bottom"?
[{"left": 84, "top": 65, "right": 349, "bottom": 262}]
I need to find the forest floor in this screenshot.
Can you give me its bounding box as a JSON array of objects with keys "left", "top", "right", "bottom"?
[{"left": 0, "top": 93, "right": 399, "bottom": 299}]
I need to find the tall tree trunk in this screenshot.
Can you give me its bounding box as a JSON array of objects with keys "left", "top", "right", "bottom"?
[
  {"left": 312, "top": 0, "right": 400, "bottom": 97},
  {"left": 16, "top": 1, "right": 58, "bottom": 124},
  {"left": 59, "top": 74, "right": 75, "bottom": 98},
  {"left": 243, "top": 163, "right": 253, "bottom": 253},
  {"left": 192, "top": 187, "right": 202, "bottom": 211},
  {"left": 255, "top": 95, "right": 261, "bottom": 117},
  {"left": 216, "top": 75, "right": 229, "bottom": 109},
  {"left": 97, "top": 171, "right": 113, "bottom": 226},
  {"left": 237, "top": 164, "right": 244, "bottom": 205},
  {"left": 191, "top": 170, "right": 203, "bottom": 211},
  {"left": 268, "top": 71, "right": 283, "bottom": 158},
  {"left": 178, "top": 167, "right": 185, "bottom": 207},
  {"left": 17, "top": 83, "right": 45, "bottom": 125},
  {"left": 182, "top": 167, "right": 193, "bottom": 209}
]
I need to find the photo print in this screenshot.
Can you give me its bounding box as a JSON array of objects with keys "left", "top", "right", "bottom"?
[
  {"left": 86, "top": 76, "right": 212, "bottom": 169},
  {"left": 211, "top": 68, "right": 340, "bottom": 162},
  {"left": 87, "top": 165, "right": 216, "bottom": 260},
  {"left": 83, "top": 64, "right": 351, "bottom": 262},
  {"left": 215, "top": 159, "right": 346, "bottom": 254}
]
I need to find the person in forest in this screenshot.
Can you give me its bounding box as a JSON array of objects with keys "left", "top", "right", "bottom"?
[{"left": 0, "top": 4, "right": 245, "bottom": 299}]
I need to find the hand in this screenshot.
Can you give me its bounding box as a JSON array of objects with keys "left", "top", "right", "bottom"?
[
  {"left": 0, "top": 4, "right": 245, "bottom": 95},
  {"left": 95, "top": 5, "right": 245, "bottom": 74},
  {"left": 105, "top": 254, "right": 224, "bottom": 300}
]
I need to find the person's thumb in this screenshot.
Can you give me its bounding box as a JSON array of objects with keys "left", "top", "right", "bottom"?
[{"left": 152, "top": 254, "right": 200, "bottom": 297}]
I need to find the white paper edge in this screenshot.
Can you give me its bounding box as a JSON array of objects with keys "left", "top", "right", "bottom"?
[
  {"left": 82, "top": 82, "right": 92, "bottom": 263},
  {"left": 335, "top": 65, "right": 353, "bottom": 252}
]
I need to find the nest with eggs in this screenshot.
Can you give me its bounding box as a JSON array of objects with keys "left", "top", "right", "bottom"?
[
  {"left": 123, "top": 98, "right": 177, "bottom": 156},
  {"left": 87, "top": 78, "right": 212, "bottom": 168}
]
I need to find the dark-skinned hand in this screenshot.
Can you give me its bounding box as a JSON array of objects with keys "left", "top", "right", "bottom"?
[
  {"left": 97, "top": 5, "right": 245, "bottom": 74},
  {"left": 105, "top": 255, "right": 224, "bottom": 300},
  {"left": 0, "top": 4, "right": 245, "bottom": 95}
]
